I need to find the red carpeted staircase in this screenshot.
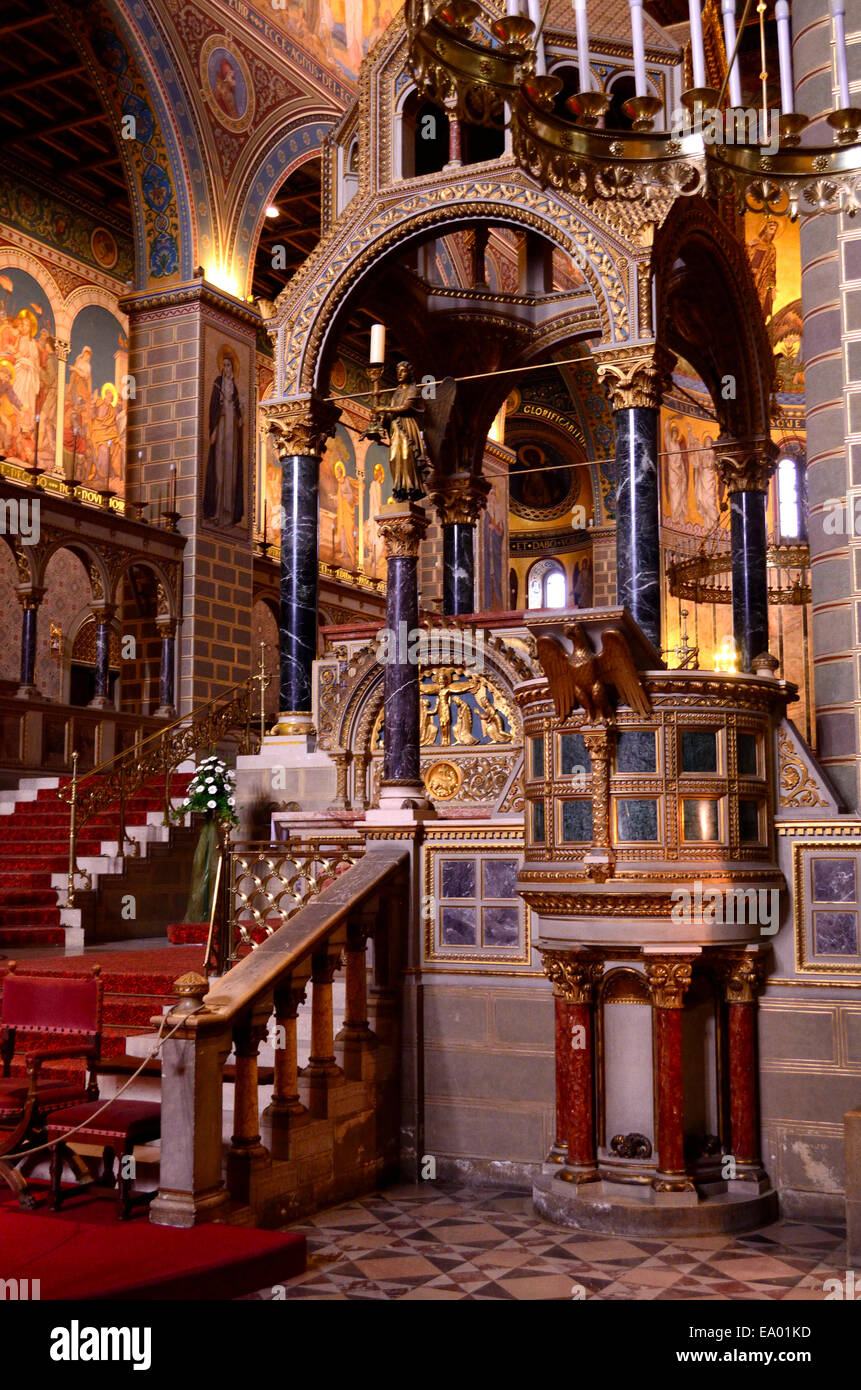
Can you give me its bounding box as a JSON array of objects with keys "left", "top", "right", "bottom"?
[{"left": 0, "top": 774, "right": 193, "bottom": 950}]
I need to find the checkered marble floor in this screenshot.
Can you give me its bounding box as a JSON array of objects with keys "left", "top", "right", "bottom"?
[{"left": 248, "top": 1183, "right": 849, "bottom": 1300}]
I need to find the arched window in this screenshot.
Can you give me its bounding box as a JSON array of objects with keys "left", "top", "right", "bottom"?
[
  {"left": 527, "top": 558, "right": 567, "bottom": 609},
  {"left": 777, "top": 455, "right": 807, "bottom": 540}
]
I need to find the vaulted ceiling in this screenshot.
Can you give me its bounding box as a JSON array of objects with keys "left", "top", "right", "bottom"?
[{"left": 0, "top": 0, "right": 131, "bottom": 226}]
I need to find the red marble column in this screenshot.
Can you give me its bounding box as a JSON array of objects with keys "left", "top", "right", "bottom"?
[
  {"left": 552, "top": 994, "right": 571, "bottom": 1161},
  {"left": 567, "top": 999, "right": 596, "bottom": 1171},
  {"left": 646, "top": 957, "right": 695, "bottom": 1192},
  {"left": 542, "top": 951, "right": 602, "bottom": 1177},
  {"left": 723, "top": 952, "right": 766, "bottom": 1173}
]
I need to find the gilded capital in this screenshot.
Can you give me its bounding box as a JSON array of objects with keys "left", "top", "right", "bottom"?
[
  {"left": 541, "top": 949, "right": 603, "bottom": 1003},
  {"left": 719, "top": 952, "right": 767, "bottom": 1004},
  {"left": 645, "top": 957, "right": 693, "bottom": 1009},
  {"left": 715, "top": 439, "right": 777, "bottom": 494},
  {"left": 375, "top": 501, "right": 429, "bottom": 559},
  {"left": 595, "top": 344, "right": 675, "bottom": 412},
  {"left": 428, "top": 471, "right": 491, "bottom": 526},
  {"left": 263, "top": 395, "right": 340, "bottom": 458}
]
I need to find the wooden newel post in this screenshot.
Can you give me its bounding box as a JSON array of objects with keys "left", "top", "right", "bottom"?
[{"left": 150, "top": 972, "right": 232, "bottom": 1229}]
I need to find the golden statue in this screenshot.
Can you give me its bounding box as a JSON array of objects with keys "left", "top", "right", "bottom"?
[
  {"left": 535, "top": 624, "right": 651, "bottom": 723},
  {"left": 452, "top": 697, "right": 479, "bottom": 745},
  {"left": 468, "top": 675, "right": 513, "bottom": 743},
  {"left": 383, "top": 361, "right": 428, "bottom": 501}
]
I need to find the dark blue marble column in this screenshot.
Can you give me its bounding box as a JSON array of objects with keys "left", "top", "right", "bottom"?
[
  {"left": 730, "top": 489, "right": 769, "bottom": 671},
  {"left": 377, "top": 503, "right": 429, "bottom": 790},
  {"left": 18, "top": 598, "right": 38, "bottom": 693},
  {"left": 614, "top": 406, "right": 661, "bottom": 648},
  {"left": 157, "top": 621, "right": 176, "bottom": 716},
  {"left": 89, "top": 612, "right": 112, "bottom": 707},
  {"left": 279, "top": 452, "right": 319, "bottom": 719},
  {"left": 443, "top": 522, "right": 475, "bottom": 615}
]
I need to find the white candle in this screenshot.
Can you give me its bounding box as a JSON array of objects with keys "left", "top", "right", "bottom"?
[
  {"left": 370, "top": 323, "right": 386, "bottom": 366},
  {"left": 574, "top": 0, "right": 590, "bottom": 93},
  {"left": 506, "top": 0, "right": 518, "bottom": 14},
  {"left": 721, "top": 0, "right": 742, "bottom": 107},
  {"left": 688, "top": 0, "right": 706, "bottom": 89},
  {"left": 775, "top": 0, "right": 794, "bottom": 114},
  {"left": 830, "top": 0, "right": 851, "bottom": 110},
  {"left": 629, "top": 0, "right": 647, "bottom": 97},
  {"left": 527, "top": 0, "right": 546, "bottom": 74}
]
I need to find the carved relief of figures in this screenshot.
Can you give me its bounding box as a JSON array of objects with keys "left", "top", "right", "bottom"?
[{"left": 387, "top": 668, "right": 516, "bottom": 749}]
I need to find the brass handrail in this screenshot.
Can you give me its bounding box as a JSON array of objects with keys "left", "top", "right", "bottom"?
[{"left": 59, "top": 675, "right": 266, "bottom": 908}]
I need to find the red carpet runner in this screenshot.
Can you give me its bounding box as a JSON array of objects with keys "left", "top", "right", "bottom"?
[{"left": 0, "top": 1188, "right": 305, "bottom": 1300}]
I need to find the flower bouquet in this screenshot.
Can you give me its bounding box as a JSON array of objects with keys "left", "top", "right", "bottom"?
[{"left": 173, "top": 756, "right": 238, "bottom": 925}]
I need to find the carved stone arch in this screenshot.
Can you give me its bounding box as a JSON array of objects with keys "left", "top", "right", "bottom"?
[
  {"left": 63, "top": 285, "right": 129, "bottom": 339},
  {"left": 653, "top": 196, "right": 774, "bottom": 443},
  {"left": 233, "top": 116, "right": 339, "bottom": 299},
  {"left": 37, "top": 539, "right": 107, "bottom": 600},
  {"left": 271, "top": 175, "right": 630, "bottom": 397},
  {"left": 113, "top": 555, "right": 178, "bottom": 619},
  {"left": 0, "top": 249, "right": 66, "bottom": 338}
]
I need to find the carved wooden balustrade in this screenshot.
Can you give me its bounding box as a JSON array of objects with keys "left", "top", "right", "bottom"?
[
  {"left": 151, "top": 843, "right": 410, "bottom": 1229},
  {"left": 0, "top": 692, "right": 165, "bottom": 778}
]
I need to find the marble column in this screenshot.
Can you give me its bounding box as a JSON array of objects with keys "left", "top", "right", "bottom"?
[
  {"left": 722, "top": 952, "right": 768, "bottom": 1181},
  {"left": 444, "top": 95, "right": 462, "bottom": 168},
  {"left": 645, "top": 956, "right": 696, "bottom": 1197},
  {"left": 88, "top": 607, "right": 115, "bottom": 710},
  {"left": 264, "top": 396, "right": 339, "bottom": 734},
  {"left": 156, "top": 618, "right": 177, "bottom": 718},
  {"left": 430, "top": 472, "right": 490, "bottom": 617},
  {"left": 596, "top": 348, "right": 673, "bottom": 651},
  {"left": 541, "top": 950, "right": 602, "bottom": 1179},
  {"left": 15, "top": 588, "right": 44, "bottom": 699},
  {"left": 716, "top": 442, "right": 777, "bottom": 671},
  {"left": 376, "top": 502, "right": 430, "bottom": 797}
]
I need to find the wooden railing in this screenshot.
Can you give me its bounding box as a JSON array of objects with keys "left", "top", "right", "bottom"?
[
  {"left": 58, "top": 678, "right": 261, "bottom": 906},
  {"left": 151, "top": 843, "right": 410, "bottom": 1228}
]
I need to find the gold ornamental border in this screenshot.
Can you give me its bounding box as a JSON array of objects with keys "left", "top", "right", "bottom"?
[
  {"left": 422, "top": 828, "right": 531, "bottom": 967},
  {"left": 792, "top": 835, "right": 861, "bottom": 979}
]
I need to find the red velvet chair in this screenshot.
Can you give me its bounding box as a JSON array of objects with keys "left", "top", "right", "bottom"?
[{"left": 0, "top": 963, "right": 103, "bottom": 1209}]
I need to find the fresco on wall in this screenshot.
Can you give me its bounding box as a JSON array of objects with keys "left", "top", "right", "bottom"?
[
  {"left": 201, "top": 37, "right": 255, "bottom": 133},
  {"left": 200, "top": 330, "right": 251, "bottom": 534},
  {"left": 261, "top": 0, "right": 399, "bottom": 82},
  {"left": 660, "top": 407, "right": 726, "bottom": 533},
  {"left": 746, "top": 212, "right": 804, "bottom": 396},
  {"left": 65, "top": 305, "right": 128, "bottom": 496},
  {"left": 259, "top": 357, "right": 392, "bottom": 577},
  {"left": 0, "top": 266, "right": 57, "bottom": 469}
]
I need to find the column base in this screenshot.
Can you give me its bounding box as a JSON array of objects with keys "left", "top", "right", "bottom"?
[
  {"left": 87, "top": 695, "right": 112, "bottom": 710},
  {"left": 533, "top": 1171, "right": 778, "bottom": 1236},
  {"left": 652, "top": 1175, "right": 699, "bottom": 1206},
  {"left": 149, "top": 1183, "right": 230, "bottom": 1228},
  {"left": 154, "top": 704, "right": 177, "bottom": 720},
  {"left": 365, "top": 780, "right": 438, "bottom": 823},
  {"left": 13, "top": 685, "right": 41, "bottom": 701},
  {"left": 544, "top": 1142, "right": 568, "bottom": 1167},
  {"left": 271, "top": 710, "right": 315, "bottom": 738}
]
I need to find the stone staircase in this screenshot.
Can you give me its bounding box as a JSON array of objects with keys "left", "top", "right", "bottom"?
[{"left": 0, "top": 771, "right": 194, "bottom": 952}]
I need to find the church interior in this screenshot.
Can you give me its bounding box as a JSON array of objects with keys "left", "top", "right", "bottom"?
[{"left": 1, "top": 0, "right": 861, "bottom": 1315}]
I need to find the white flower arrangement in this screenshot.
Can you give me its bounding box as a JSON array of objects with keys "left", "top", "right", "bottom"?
[{"left": 172, "top": 755, "right": 239, "bottom": 826}]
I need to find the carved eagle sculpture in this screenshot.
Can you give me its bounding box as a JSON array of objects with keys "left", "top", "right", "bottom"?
[{"left": 535, "top": 624, "right": 651, "bottom": 723}]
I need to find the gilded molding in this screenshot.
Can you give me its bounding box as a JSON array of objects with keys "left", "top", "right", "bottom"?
[
  {"left": 645, "top": 958, "right": 694, "bottom": 1008},
  {"left": 718, "top": 952, "right": 767, "bottom": 1004},
  {"left": 715, "top": 438, "right": 778, "bottom": 494},
  {"left": 375, "top": 503, "right": 430, "bottom": 559},
  {"left": 778, "top": 728, "right": 827, "bottom": 809},
  {"left": 594, "top": 343, "right": 675, "bottom": 412},
  {"left": 263, "top": 396, "right": 340, "bottom": 459},
  {"left": 540, "top": 948, "right": 603, "bottom": 1003}
]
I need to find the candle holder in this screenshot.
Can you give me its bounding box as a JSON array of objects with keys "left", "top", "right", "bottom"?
[
  {"left": 566, "top": 91, "right": 610, "bottom": 127},
  {"left": 254, "top": 535, "right": 273, "bottom": 557},
  {"left": 125, "top": 497, "right": 147, "bottom": 522},
  {"left": 61, "top": 476, "right": 78, "bottom": 500},
  {"left": 162, "top": 509, "right": 181, "bottom": 533},
  {"left": 523, "top": 74, "right": 562, "bottom": 112},
  {"left": 680, "top": 87, "right": 720, "bottom": 116},
  {"left": 779, "top": 113, "right": 810, "bottom": 148},
  {"left": 437, "top": 0, "right": 479, "bottom": 34},
  {"left": 490, "top": 15, "right": 534, "bottom": 52},
  {"left": 827, "top": 106, "right": 861, "bottom": 145},
  {"left": 622, "top": 94, "right": 664, "bottom": 132},
  {"left": 26, "top": 464, "right": 44, "bottom": 489},
  {"left": 97, "top": 488, "right": 115, "bottom": 511},
  {"left": 360, "top": 363, "right": 387, "bottom": 444}
]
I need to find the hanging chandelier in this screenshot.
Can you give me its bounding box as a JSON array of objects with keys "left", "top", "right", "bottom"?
[{"left": 405, "top": 0, "right": 861, "bottom": 217}]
